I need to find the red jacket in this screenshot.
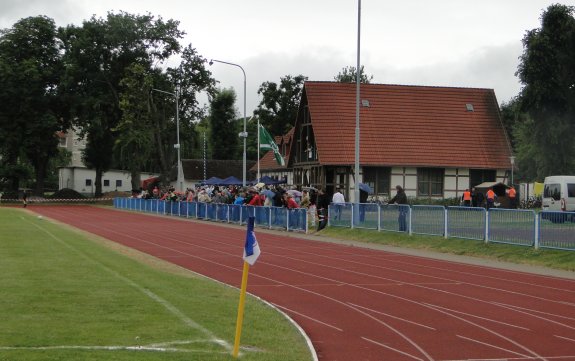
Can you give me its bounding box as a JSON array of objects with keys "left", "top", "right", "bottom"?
[{"left": 248, "top": 194, "right": 263, "bottom": 206}]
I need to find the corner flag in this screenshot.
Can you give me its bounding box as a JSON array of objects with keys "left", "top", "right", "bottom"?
[
  {"left": 259, "top": 124, "right": 285, "bottom": 167},
  {"left": 243, "top": 217, "right": 261, "bottom": 265}
]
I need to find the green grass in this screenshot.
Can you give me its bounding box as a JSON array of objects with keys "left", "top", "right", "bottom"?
[
  {"left": 318, "top": 227, "right": 575, "bottom": 271},
  {"left": 0, "top": 208, "right": 312, "bottom": 361}
]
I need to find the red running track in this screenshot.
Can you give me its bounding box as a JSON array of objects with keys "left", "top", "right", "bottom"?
[{"left": 33, "top": 206, "right": 575, "bottom": 361}]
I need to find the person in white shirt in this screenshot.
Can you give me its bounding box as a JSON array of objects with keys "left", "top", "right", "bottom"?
[{"left": 332, "top": 188, "right": 345, "bottom": 220}]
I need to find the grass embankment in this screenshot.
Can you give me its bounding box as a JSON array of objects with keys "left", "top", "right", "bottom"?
[
  {"left": 0, "top": 208, "right": 312, "bottom": 361},
  {"left": 319, "top": 227, "right": 575, "bottom": 271}
]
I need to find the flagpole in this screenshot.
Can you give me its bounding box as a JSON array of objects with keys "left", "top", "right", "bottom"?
[
  {"left": 232, "top": 261, "right": 250, "bottom": 358},
  {"left": 257, "top": 121, "right": 261, "bottom": 181}
]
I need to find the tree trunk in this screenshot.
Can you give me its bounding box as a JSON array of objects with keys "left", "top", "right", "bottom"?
[
  {"left": 33, "top": 159, "right": 47, "bottom": 197},
  {"left": 131, "top": 169, "right": 141, "bottom": 191},
  {"left": 95, "top": 167, "right": 103, "bottom": 198}
]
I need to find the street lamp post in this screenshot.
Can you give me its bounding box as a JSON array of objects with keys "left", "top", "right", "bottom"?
[
  {"left": 209, "top": 59, "right": 247, "bottom": 187},
  {"left": 152, "top": 88, "right": 183, "bottom": 191}
]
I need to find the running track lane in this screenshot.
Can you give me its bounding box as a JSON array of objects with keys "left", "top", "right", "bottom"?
[{"left": 32, "top": 206, "right": 575, "bottom": 361}]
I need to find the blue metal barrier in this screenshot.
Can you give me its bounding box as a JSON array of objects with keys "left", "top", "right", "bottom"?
[
  {"left": 229, "top": 204, "right": 241, "bottom": 223},
  {"left": 255, "top": 206, "right": 271, "bottom": 228},
  {"left": 380, "top": 205, "right": 410, "bottom": 233},
  {"left": 488, "top": 209, "right": 535, "bottom": 246},
  {"left": 539, "top": 211, "right": 575, "bottom": 250},
  {"left": 447, "top": 207, "right": 485, "bottom": 240},
  {"left": 241, "top": 205, "right": 255, "bottom": 225},
  {"left": 328, "top": 203, "right": 352, "bottom": 227},
  {"left": 411, "top": 205, "right": 445, "bottom": 236},
  {"left": 354, "top": 203, "right": 379, "bottom": 230},
  {"left": 206, "top": 203, "right": 217, "bottom": 220},
  {"left": 288, "top": 208, "right": 307, "bottom": 232},
  {"left": 271, "top": 207, "right": 287, "bottom": 229}
]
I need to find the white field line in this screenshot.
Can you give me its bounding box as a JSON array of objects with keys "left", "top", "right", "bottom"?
[
  {"left": 348, "top": 302, "right": 436, "bottom": 331},
  {"left": 24, "top": 217, "right": 232, "bottom": 352},
  {"left": 491, "top": 302, "right": 575, "bottom": 331},
  {"left": 362, "top": 336, "right": 425, "bottom": 361},
  {"left": 492, "top": 302, "right": 575, "bottom": 322},
  {"left": 272, "top": 303, "right": 343, "bottom": 332},
  {"left": 456, "top": 334, "right": 530, "bottom": 358},
  {"left": 423, "top": 303, "right": 530, "bottom": 331},
  {"left": 440, "top": 356, "right": 575, "bottom": 361},
  {"left": 554, "top": 335, "right": 575, "bottom": 343}
]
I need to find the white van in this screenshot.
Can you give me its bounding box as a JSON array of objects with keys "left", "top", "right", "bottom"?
[{"left": 542, "top": 175, "right": 575, "bottom": 212}]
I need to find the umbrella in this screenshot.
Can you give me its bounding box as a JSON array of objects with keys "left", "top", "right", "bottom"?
[
  {"left": 302, "top": 186, "right": 318, "bottom": 192},
  {"left": 358, "top": 183, "right": 374, "bottom": 194},
  {"left": 255, "top": 182, "right": 265, "bottom": 189},
  {"left": 261, "top": 189, "right": 275, "bottom": 198},
  {"left": 287, "top": 189, "right": 302, "bottom": 197}
]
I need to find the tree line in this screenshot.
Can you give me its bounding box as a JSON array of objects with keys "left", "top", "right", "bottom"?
[{"left": 2, "top": 4, "right": 571, "bottom": 197}]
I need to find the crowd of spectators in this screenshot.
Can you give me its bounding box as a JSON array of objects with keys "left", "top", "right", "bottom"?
[{"left": 133, "top": 184, "right": 333, "bottom": 228}]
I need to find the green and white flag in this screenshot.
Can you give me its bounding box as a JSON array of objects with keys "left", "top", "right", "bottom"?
[{"left": 259, "top": 125, "right": 285, "bottom": 166}]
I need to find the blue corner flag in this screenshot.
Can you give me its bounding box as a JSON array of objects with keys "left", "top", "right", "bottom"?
[{"left": 243, "top": 217, "right": 261, "bottom": 265}]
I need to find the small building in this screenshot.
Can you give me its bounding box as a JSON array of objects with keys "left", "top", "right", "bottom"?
[
  {"left": 58, "top": 167, "right": 158, "bottom": 196},
  {"left": 283, "top": 81, "right": 512, "bottom": 201}
]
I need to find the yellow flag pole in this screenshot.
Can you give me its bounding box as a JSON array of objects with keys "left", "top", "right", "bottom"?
[{"left": 233, "top": 261, "right": 250, "bottom": 358}]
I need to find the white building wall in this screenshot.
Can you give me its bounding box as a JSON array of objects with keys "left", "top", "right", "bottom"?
[{"left": 59, "top": 167, "right": 158, "bottom": 196}]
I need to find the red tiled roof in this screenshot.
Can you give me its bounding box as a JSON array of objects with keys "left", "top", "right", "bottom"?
[{"left": 301, "top": 81, "right": 512, "bottom": 169}]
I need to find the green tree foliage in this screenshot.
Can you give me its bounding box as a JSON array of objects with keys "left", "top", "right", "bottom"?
[
  {"left": 334, "top": 65, "right": 373, "bottom": 83},
  {"left": 254, "top": 74, "right": 307, "bottom": 137},
  {"left": 0, "top": 16, "right": 65, "bottom": 194},
  {"left": 115, "top": 64, "right": 156, "bottom": 190},
  {"left": 60, "top": 11, "right": 184, "bottom": 196},
  {"left": 515, "top": 4, "right": 575, "bottom": 180},
  {"left": 209, "top": 88, "right": 239, "bottom": 160}
]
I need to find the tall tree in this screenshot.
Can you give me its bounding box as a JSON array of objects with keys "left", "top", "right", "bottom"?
[
  {"left": 209, "top": 88, "right": 239, "bottom": 160},
  {"left": 254, "top": 74, "right": 307, "bottom": 137},
  {"left": 515, "top": 4, "right": 575, "bottom": 180},
  {"left": 334, "top": 65, "right": 373, "bottom": 83},
  {"left": 0, "top": 16, "right": 65, "bottom": 194},
  {"left": 60, "top": 11, "right": 184, "bottom": 196}
]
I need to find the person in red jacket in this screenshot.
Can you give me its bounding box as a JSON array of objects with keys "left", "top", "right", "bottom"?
[
  {"left": 248, "top": 188, "right": 263, "bottom": 206},
  {"left": 283, "top": 193, "right": 300, "bottom": 209}
]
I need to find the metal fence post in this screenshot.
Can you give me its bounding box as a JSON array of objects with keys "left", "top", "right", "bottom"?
[
  {"left": 534, "top": 212, "right": 540, "bottom": 250},
  {"left": 286, "top": 208, "right": 290, "bottom": 231},
  {"left": 408, "top": 206, "right": 413, "bottom": 235},
  {"left": 350, "top": 204, "right": 354, "bottom": 229},
  {"left": 268, "top": 207, "right": 272, "bottom": 229},
  {"left": 485, "top": 210, "right": 489, "bottom": 244},
  {"left": 444, "top": 207, "right": 448, "bottom": 239},
  {"left": 377, "top": 205, "right": 381, "bottom": 232}
]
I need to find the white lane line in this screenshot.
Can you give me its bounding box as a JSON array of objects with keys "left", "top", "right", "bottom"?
[
  {"left": 491, "top": 302, "right": 575, "bottom": 331},
  {"left": 456, "top": 334, "right": 530, "bottom": 358},
  {"left": 272, "top": 304, "right": 344, "bottom": 332},
  {"left": 423, "top": 303, "right": 546, "bottom": 361},
  {"left": 0, "top": 344, "right": 227, "bottom": 354},
  {"left": 362, "top": 336, "right": 424, "bottom": 361},
  {"left": 494, "top": 302, "right": 575, "bottom": 322},
  {"left": 348, "top": 302, "right": 436, "bottom": 331},
  {"left": 440, "top": 356, "right": 575, "bottom": 361},
  {"left": 554, "top": 335, "right": 575, "bottom": 343},
  {"left": 422, "top": 303, "right": 530, "bottom": 331},
  {"left": 25, "top": 218, "right": 232, "bottom": 352}
]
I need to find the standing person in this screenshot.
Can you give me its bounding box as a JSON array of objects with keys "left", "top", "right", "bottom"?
[
  {"left": 316, "top": 189, "right": 330, "bottom": 231},
  {"left": 507, "top": 186, "right": 517, "bottom": 209},
  {"left": 300, "top": 190, "right": 310, "bottom": 208},
  {"left": 22, "top": 190, "right": 27, "bottom": 208},
  {"left": 308, "top": 189, "right": 317, "bottom": 227},
  {"left": 332, "top": 187, "right": 345, "bottom": 221},
  {"left": 388, "top": 185, "right": 408, "bottom": 232},
  {"left": 486, "top": 187, "right": 496, "bottom": 210},
  {"left": 462, "top": 189, "right": 472, "bottom": 207},
  {"left": 473, "top": 188, "right": 484, "bottom": 208},
  {"left": 359, "top": 188, "right": 368, "bottom": 222}
]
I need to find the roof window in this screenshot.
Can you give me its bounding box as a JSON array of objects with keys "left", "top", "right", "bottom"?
[
  {"left": 466, "top": 103, "right": 474, "bottom": 112},
  {"left": 361, "top": 99, "right": 370, "bottom": 107}
]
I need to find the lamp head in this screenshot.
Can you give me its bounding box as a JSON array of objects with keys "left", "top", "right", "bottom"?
[{"left": 209, "top": 60, "right": 213, "bottom": 66}]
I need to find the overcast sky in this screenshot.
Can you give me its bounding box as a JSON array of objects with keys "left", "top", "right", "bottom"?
[{"left": 1, "top": 0, "right": 571, "bottom": 113}]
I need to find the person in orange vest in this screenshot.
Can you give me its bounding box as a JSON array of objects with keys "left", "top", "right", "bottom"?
[
  {"left": 507, "top": 186, "right": 517, "bottom": 209},
  {"left": 461, "top": 189, "right": 472, "bottom": 207},
  {"left": 486, "top": 188, "right": 496, "bottom": 210}
]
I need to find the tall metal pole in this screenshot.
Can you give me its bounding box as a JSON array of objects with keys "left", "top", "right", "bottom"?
[
  {"left": 209, "top": 59, "right": 247, "bottom": 187},
  {"left": 152, "top": 88, "right": 182, "bottom": 191},
  {"left": 354, "top": 0, "right": 361, "bottom": 205}
]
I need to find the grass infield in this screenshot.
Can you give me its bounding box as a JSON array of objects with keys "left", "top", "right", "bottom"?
[
  {"left": 319, "top": 227, "right": 575, "bottom": 272},
  {"left": 0, "top": 208, "right": 312, "bottom": 361}
]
